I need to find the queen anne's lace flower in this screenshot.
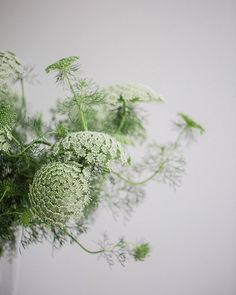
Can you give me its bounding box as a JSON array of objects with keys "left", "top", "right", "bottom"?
[
  {"left": 0, "top": 51, "right": 23, "bottom": 89},
  {"left": 51, "top": 131, "right": 130, "bottom": 168},
  {"left": 0, "top": 130, "right": 11, "bottom": 152},
  {"left": 45, "top": 56, "right": 80, "bottom": 73},
  {"left": 0, "top": 102, "right": 16, "bottom": 128},
  {"left": 0, "top": 102, "right": 16, "bottom": 152},
  {"left": 101, "top": 84, "right": 164, "bottom": 103},
  {"left": 29, "top": 162, "right": 90, "bottom": 227}
]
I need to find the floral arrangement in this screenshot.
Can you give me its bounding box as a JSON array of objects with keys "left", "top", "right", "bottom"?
[{"left": 0, "top": 52, "right": 204, "bottom": 266}]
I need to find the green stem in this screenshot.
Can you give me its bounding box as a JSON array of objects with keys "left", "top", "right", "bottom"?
[
  {"left": 20, "top": 78, "right": 26, "bottom": 112},
  {"left": 11, "top": 134, "right": 22, "bottom": 147},
  {"left": 117, "top": 97, "right": 127, "bottom": 133},
  {"left": 65, "top": 75, "right": 88, "bottom": 131},
  {"left": 7, "top": 139, "right": 51, "bottom": 158},
  {"left": 172, "top": 127, "right": 186, "bottom": 149},
  {"left": 0, "top": 188, "right": 9, "bottom": 203},
  {"left": 111, "top": 162, "right": 166, "bottom": 186},
  {"left": 65, "top": 230, "right": 119, "bottom": 255},
  {"left": 20, "top": 139, "right": 51, "bottom": 154},
  {"left": 110, "top": 128, "right": 186, "bottom": 186}
]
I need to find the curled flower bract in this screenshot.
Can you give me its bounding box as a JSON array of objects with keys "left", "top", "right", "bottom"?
[{"left": 29, "top": 162, "right": 90, "bottom": 227}]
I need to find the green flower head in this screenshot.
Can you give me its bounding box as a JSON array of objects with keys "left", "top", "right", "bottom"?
[
  {"left": 0, "top": 51, "right": 23, "bottom": 88},
  {"left": 45, "top": 56, "right": 80, "bottom": 74},
  {"left": 0, "top": 102, "right": 16, "bottom": 130},
  {"left": 102, "top": 84, "right": 164, "bottom": 103},
  {"left": 132, "top": 243, "right": 151, "bottom": 261},
  {"left": 51, "top": 131, "right": 131, "bottom": 168},
  {"left": 0, "top": 102, "right": 16, "bottom": 152},
  {"left": 0, "top": 132, "right": 11, "bottom": 152},
  {"left": 29, "top": 162, "right": 90, "bottom": 227}
]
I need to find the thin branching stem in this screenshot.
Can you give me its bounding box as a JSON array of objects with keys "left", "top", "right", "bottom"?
[
  {"left": 11, "top": 134, "right": 22, "bottom": 147},
  {"left": 111, "top": 161, "right": 166, "bottom": 186},
  {"left": 0, "top": 188, "right": 9, "bottom": 203},
  {"left": 65, "top": 74, "right": 88, "bottom": 131},
  {"left": 117, "top": 97, "right": 127, "bottom": 133},
  {"left": 20, "top": 78, "right": 26, "bottom": 113},
  {"left": 65, "top": 229, "right": 120, "bottom": 255},
  {"left": 111, "top": 127, "right": 187, "bottom": 186},
  {"left": 7, "top": 139, "right": 51, "bottom": 158}
]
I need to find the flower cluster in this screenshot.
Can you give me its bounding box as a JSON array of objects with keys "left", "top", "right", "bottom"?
[
  {"left": 29, "top": 162, "right": 90, "bottom": 227},
  {"left": 45, "top": 56, "right": 80, "bottom": 85},
  {"left": 51, "top": 131, "right": 130, "bottom": 168},
  {"left": 0, "top": 51, "right": 23, "bottom": 88},
  {"left": 0, "top": 130, "right": 12, "bottom": 152},
  {"left": 0, "top": 101, "right": 16, "bottom": 128},
  {"left": 0, "top": 102, "right": 16, "bottom": 152},
  {"left": 0, "top": 52, "right": 204, "bottom": 265},
  {"left": 45, "top": 56, "right": 80, "bottom": 73},
  {"left": 101, "top": 83, "right": 164, "bottom": 103}
]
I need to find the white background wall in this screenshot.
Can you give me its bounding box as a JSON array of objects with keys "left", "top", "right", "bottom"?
[{"left": 0, "top": 0, "right": 236, "bottom": 294}]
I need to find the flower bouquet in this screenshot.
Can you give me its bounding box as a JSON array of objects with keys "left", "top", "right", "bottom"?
[{"left": 0, "top": 52, "right": 204, "bottom": 266}]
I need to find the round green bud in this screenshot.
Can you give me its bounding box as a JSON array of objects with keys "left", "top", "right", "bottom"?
[
  {"left": 51, "top": 131, "right": 130, "bottom": 168},
  {"left": 132, "top": 243, "right": 151, "bottom": 261},
  {"left": 20, "top": 210, "right": 33, "bottom": 227},
  {"left": 29, "top": 162, "right": 90, "bottom": 227},
  {"left": 55, "top": 123, "right": 69, "bottom": 138}
]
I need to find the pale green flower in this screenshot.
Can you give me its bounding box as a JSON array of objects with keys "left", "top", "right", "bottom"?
[
  {"left": 0, "top": 101, "right": 16, "bottom": 128},
  {"left": 29, "top": 162, "right": 90, "bottom": 227},
  {"left": 101, "top": 84, "right": 164, "bottom": 103},
  {"left": 0, "top": 51, "right": 23, "bottom": 89},
  {"left": 45, "top": 56, "right": 80, "bottom": 73},
  {"left": 0, "top": 102, "right": 16, "bottom": 152},
  {"left": 51, "top": 131, "right": 130, "bottom": 168},
  {"left": 0, "top": 133, "right": 10, "bottom": 152}
]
